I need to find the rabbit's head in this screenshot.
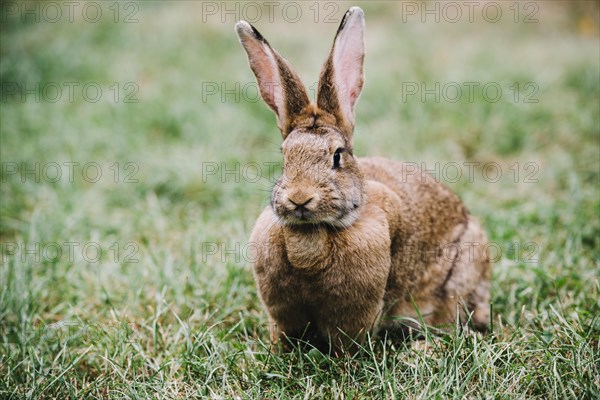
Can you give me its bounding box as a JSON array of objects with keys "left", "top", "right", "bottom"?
[{"left": 236, "top": 7, "right": 366, "bottom": 228}]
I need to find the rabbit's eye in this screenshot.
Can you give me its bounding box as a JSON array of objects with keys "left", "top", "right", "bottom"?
[{"left": 333, "top": 148, "right": 345, "bottom": 169}]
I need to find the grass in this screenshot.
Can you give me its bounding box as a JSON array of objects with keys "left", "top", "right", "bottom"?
[{"left": 1, "top": 1, "right": 599, "bottom": 398}]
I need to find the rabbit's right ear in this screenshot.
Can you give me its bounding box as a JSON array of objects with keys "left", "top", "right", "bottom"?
[
  {"left": 235, "top": 21, "right": 310, "bottom": 137},
  {"left": 317, "top": 7, "right": 365, "bottom": 138}
]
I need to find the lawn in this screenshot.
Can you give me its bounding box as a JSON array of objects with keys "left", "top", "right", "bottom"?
[{"left": 1, "top": 1, "right": 599, "bottom": 398}]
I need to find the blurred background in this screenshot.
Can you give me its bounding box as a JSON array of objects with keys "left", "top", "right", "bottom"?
[{"left": 1, "top": 1, "right": 599, "bottom": 397}]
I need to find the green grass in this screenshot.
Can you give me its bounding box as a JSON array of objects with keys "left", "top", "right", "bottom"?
[{"left": 1, "top": 1, "right": 599, "bottom": 398}]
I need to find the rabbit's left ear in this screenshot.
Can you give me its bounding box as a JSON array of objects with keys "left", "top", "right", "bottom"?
[{"left": 317, "top": 7, "right": 365, "bottom": 137}]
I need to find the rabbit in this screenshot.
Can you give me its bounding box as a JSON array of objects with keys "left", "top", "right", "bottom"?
[{"left": 235, "top": 7, "right": 492, "bottom": 353}]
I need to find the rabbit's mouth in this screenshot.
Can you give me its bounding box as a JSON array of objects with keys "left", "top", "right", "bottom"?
[
  {"left": 280, "top": 208, "right": 320, "bottom": 225},
  {"left": 275, "top": 204, "right": 360, "bottom": 229},
  {"left": 272, "top": 202, "right": 321, "bottom": 226},
  {"left": 293, "top": 207, "right": 310, "bottom": 221}
]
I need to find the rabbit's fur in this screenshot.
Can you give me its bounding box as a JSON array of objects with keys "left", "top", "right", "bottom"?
[{"left": 236, "top": 7, "right": 491, "bottom": 353}]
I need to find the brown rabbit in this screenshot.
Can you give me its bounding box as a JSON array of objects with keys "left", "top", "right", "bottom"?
[{"left": 235, "top": 7, "right": 491, "bottom": 353}]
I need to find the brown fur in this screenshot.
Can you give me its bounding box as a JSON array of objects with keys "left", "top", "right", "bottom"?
[{"left": 236, "top": 8, "right": 491, "bottom": 354}]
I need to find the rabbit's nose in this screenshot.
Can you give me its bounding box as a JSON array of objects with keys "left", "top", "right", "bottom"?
[
  {"left": 287, "top": 190, "right": 316, "bottom": 210},
  {"left": 288, "top": 196, "right": 314, "bottom": 209}
]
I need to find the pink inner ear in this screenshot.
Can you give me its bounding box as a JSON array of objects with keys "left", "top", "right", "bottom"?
[
  {"left": 332, "top": 17, "right": 364, "bottom": 123},
  {"left": 348, "top": 88, "right": 358, "bottom": 105},
  {"left": 243, "top": 39, "right": 284, "bottom": 115},
  {"left": 251, "top": 56, "right": 279, "bottom": 113}
]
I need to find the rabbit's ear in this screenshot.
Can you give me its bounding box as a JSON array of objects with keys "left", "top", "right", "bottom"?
[
  {"left": 317, "top": 7, "right": 365, "bottom": 137},
  {"left": 236, "top": 21, "right": 310, "bottom": 136}
]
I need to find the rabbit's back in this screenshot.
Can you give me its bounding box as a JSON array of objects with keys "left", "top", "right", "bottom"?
[{"left": 359, "top": 157, "right": 490, "bottom": 328}]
